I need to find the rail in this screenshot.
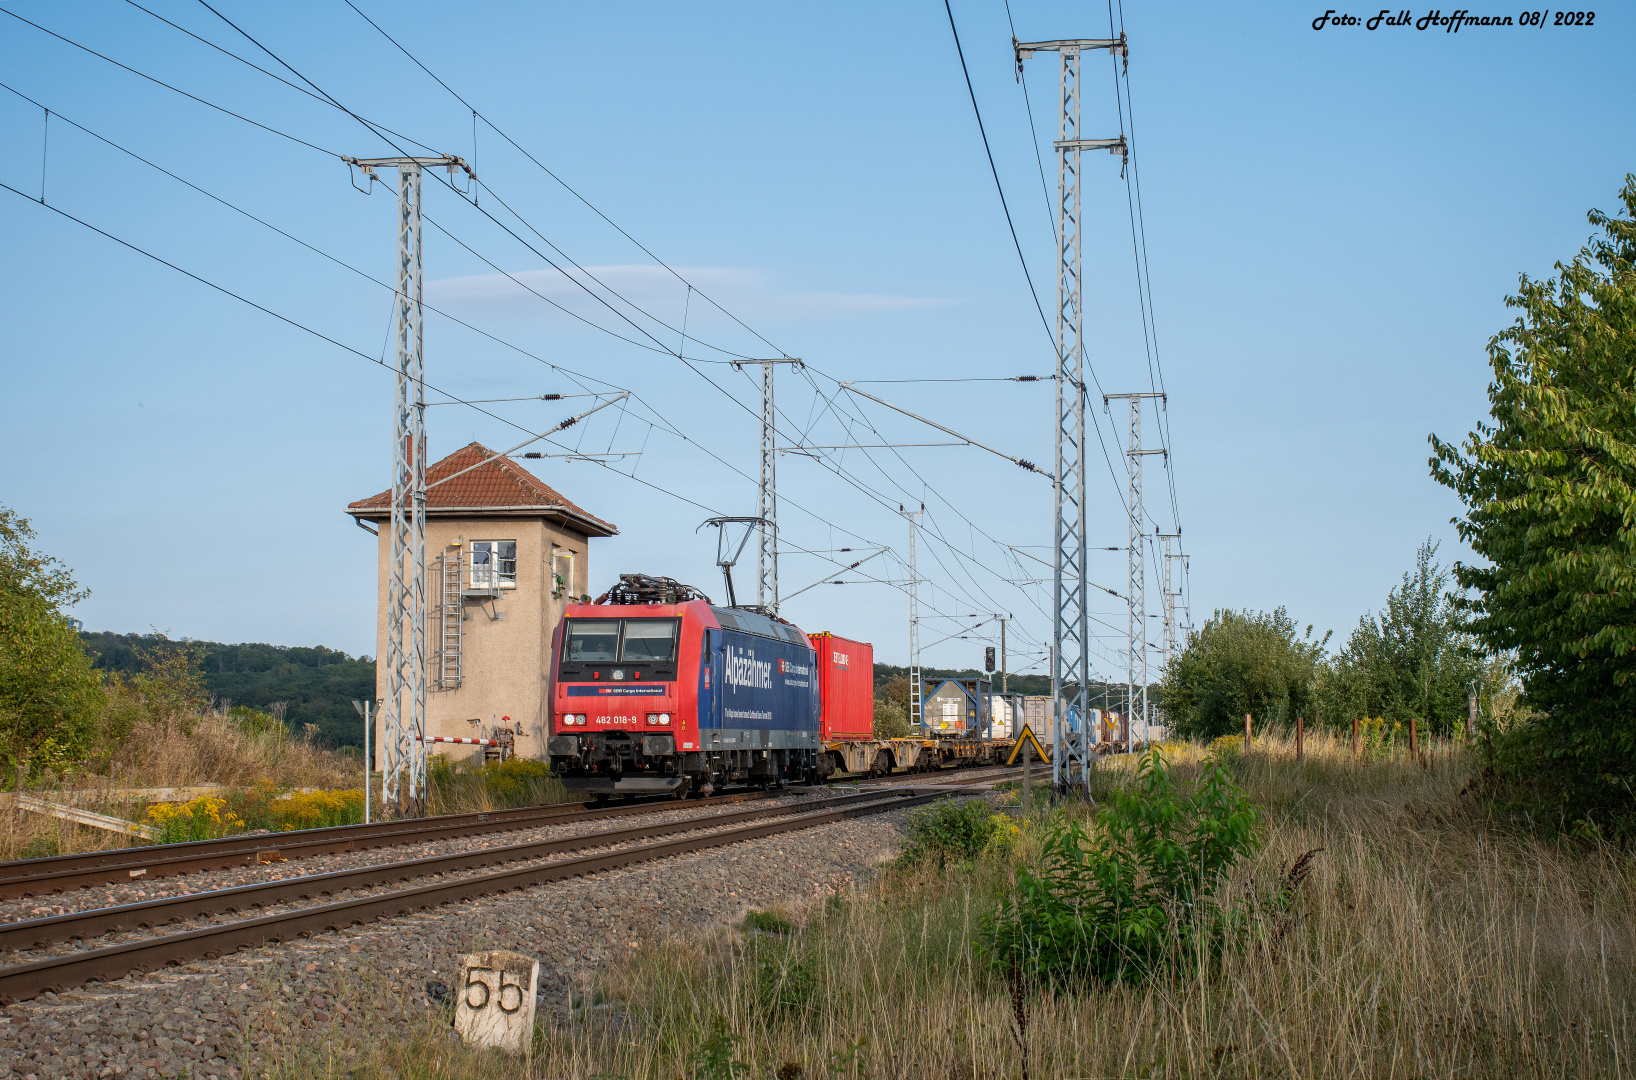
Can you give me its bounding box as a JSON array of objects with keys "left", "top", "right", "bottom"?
[
  {"left": 0, "top": 790, "right": 774, "bottom": 900},
  {"left": 0, "top": 788, "right": 963, "bottom": 1003}
]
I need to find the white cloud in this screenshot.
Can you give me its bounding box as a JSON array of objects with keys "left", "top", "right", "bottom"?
[{"left": 426, "top": 264, "right": 944, "bottom": 326}]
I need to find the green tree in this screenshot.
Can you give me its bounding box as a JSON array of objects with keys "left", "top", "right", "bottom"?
[
  {"left": 873, "top": 697, "right": 911, "bottom": 738},
  {"left": 1320, "top": 539, "right": 1485, "bottom": 733},
  {"left": 1156, "top": 608, "right": 1329, "bottom": 741},
  {"left": 1430, "top": 177, "right": 1636, "bottom": 830},
  {"left": 0, "top": 504, "right": 105, "bottom": 782}
]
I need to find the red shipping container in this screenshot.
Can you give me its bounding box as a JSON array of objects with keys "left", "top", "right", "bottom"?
[{"left": 809, "top": 632, "right": 874, "bottom": 742}]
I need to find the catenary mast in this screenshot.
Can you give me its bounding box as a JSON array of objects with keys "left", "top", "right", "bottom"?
[{"left": 1014, "top": 34, "right": 1127, "bottom": 791}]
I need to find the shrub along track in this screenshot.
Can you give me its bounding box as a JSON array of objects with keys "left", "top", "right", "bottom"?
[{"left": 0, "top": 787, "right": 964, "bottom": 1004}]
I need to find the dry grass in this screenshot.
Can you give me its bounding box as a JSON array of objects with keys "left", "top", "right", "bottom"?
[
  {"left": 107, "top": 713, "right": 360, "bottom": 791},
  {"left": 294, "top": 732, "right": 1636, "bottom": 1080},
  {"left": 0, "top": 708, "right": 368, "bottom": 860}
]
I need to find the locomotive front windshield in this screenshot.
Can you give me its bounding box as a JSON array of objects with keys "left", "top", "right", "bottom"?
[
  {"left": 562, "top": 618, "right": 679, "bottom": 664},
  {"left": 564, "top": 620, "right": 619, "bottom": 661},
  {"left": 620, "top": 620, "right": 678, "bottom": 661}
]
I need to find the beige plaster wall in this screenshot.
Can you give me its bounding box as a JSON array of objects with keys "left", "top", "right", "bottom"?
[{"left": 370, "top": 515, "right": 593, "bottom": 767}]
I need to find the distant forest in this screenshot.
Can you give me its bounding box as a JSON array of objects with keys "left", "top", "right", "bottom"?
[
  {"left": 79, "top": 632, "right": 374, "bottom": 749},
  {"left": 73, "top": 633, "right": 1146, "bottom": 753},
  {"left": 871, "top": 663, "right": 1137, "bottom": 707}
]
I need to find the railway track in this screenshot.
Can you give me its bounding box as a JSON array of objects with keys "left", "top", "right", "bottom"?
[
  {"left": 0, "top": 760, "right": 1017, "bottom": 903},
  {"left": 0, "top": 786, "right": 963, "bottom": 1004},
  {"left": 0, "top": 789, "right": 777, "bottom": 900}
]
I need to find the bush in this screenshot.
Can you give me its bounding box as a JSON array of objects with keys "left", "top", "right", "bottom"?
[
  {"left": 1431, "top": 176, "right": 1636, "bottom": 832},
  {"left": 481, "top": 757, "right": 559, "bottom": 808},
  {"left": 144, "top": 795, "right": 247, "bottom": 844},
  {"left": 425, "top": 753, "right": 567, "bottom": 814},
  {"left": 1157, "top": 607, "right": 1329, "bottom": 741},
  {"left": 895, "top": 797, "right": 1010, "bottom": 868},
  {"left": 743, "top": 909, "right": 795, "bottom": 934},
  {"left": 0, "top": 504, "right": 105, "bottom": 783},
  {"left": 266, "top": 788, "right": 365, "bottom": 830},
  {"left": 873, "top": 699, "right": 911, "bottom": 739},
  {"left": 980, "top": 748, "right": 1263, "bottom": 987}
]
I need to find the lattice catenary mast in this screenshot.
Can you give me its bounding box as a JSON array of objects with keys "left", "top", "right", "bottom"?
[
  {"left": 347, "top": 153, "right": 468, "bottom": 816},
  {"left": 1105, "top": 392, "right": 1165, "bottom": 749},
  {"left": 1014, "top": 33, "right": 1127, "bottom": 791},
  {"left": 1157, "top": 526, "right": 1182, "bottom": 670},
  {"left": 732, "top": 358, "right": 802, "bottom": 613},
  {"left": 901, "top": 505, "right": 924, "bottom": 731}
]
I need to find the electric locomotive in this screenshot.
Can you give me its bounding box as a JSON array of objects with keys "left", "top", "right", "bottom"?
[{"left": 545, "top": 575, "right": 824, "bottom": 796}]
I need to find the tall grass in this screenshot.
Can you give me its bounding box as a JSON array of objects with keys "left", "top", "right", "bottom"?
[
  {"left": 108, "top": 711, "right": 360, "bottom": 791},
  {"left": 330, "top": 732, "right": 1632, "bottom": 1079},
  {"left": 423, "top": 754, "right": 573, "bottom": 815}
]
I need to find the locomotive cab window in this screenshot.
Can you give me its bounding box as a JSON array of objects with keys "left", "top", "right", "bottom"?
[
  {"left": 564, "top": 620, "right": 620, "bottom": 661},
  {"left": 620, "top": 619, "right": 679, "bottom": 662}
]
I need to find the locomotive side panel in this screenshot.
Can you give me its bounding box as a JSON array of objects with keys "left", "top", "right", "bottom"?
[{"left": 712, "top": 627, "right": 818, "bottom": 752}]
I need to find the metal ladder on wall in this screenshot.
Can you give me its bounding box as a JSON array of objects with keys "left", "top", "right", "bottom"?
[{"left": 434, "top": 552, "right": 463, "bottom": 690}]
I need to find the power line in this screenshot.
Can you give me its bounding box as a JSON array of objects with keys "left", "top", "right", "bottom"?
[
  {"left": 0, "top": 5, "right": 340, "bottom": 157},
  {"left": 940, "top": 0, "right": 1054, "bottom": 353},
  {"left": 338, "top": 0, "right": 795, "bottom": 362},
  {"left": 941, "top": 0, "right": 1132, "bottom": 521},
  {"left": 18, "top": 3, "right": 1067, "bottom": 661}
]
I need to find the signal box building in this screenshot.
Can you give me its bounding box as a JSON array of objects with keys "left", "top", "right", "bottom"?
[{"left": 347, "top": 442, "right": 617, "bottom": 762}]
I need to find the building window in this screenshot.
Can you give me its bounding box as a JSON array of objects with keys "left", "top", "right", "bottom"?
[
  {"left": 471, "top": 540, "right": 517, "bottom": 589},
  {"left": 552, "top": 549, "right": 575, "bottom": 600}
]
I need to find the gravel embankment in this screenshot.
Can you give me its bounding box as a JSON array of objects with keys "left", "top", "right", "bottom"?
[{"left": 0, "top": 794, "right": 968, "bottom": 1080}]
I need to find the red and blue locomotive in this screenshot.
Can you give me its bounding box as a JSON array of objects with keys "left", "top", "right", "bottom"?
[{"left": 545, "top": 575, "right": 861, "bottom": 796}]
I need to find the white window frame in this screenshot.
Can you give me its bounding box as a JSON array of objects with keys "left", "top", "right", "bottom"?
[
  {"left": 551, "top": 547, "right": 576, "bottom": 600},
  {"left": 470, "top": 540, "right": 518, "bottom": 590}
]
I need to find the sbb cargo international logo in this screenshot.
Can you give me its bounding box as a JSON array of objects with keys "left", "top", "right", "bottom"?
[{"left": 778, "top": 659, "right": 810, "bottom": 677}]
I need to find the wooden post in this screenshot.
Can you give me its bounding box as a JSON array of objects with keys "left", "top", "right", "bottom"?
[
  {"left": 1022, "top": 742, "right": 1032, "bottom": 814},
  {"left": 1466, "top": 690, "right": 1477, "bottom": 738},
  {"left": 1244, "top": 713, "right": 1252, "bottom": 755},
  {"left": 1296, "top": 715, "right": 1304, "bottom": 762},
  {"left": 1352, "top": 716, "right": 1359, "bottom": 757}
]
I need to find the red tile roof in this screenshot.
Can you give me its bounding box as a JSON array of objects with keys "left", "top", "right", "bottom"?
[{"left": 347, "top": 442, "right": 616, "bottom": 536}]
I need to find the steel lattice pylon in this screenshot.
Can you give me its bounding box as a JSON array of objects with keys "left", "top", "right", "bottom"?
[
  {"left": 1157, "top": 528, "right": 1182, "bottom": 672},
  {"left": 348, "top": 153, "right": 468, "bottom": 817},
  {"left": 1105, "top": 391, "right": 1165, "bottom": 750},
  {"left": 1015, "top": 35, "right": 1126, "bottom": 791},
  {"left": 731, "top": 358, "right": 801, "bottom": 614},
  {"left": 758, "top": 361, "right": 777, "bottom": 610},
  {"left": 902, "top": 506, "right": 924, "bottom": 732},
  {"left": 388, "top": 162, "right": 427, "bottom": 817}
]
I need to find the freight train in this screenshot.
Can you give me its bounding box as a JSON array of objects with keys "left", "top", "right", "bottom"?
[{"left": 544, "top": 574, "right": 1017, "bottom": 797}]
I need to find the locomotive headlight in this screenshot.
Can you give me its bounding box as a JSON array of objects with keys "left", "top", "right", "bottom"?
[{"left": 659, "top": 713, "right": 671, "bottom": 725}]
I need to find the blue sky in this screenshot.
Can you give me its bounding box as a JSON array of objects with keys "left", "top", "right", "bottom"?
[{"left": 1, "top": 1, "right": 1630, "bottom": 682}]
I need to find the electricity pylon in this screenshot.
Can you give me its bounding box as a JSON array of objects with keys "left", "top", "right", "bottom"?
[
  {"left": 732, "top": 358, "right": 802, "bottom": 613},
  {"left": 900, "top": 505, "right": 924, "bottom": 731},
  {"left": 1156, "top": 527, "right": 1182, "bottom": 669},
  {"left": 348, "top": 153, "right": 468, "bottom": 816},
  {"left": 1015, "top": 33, "right": 1127, "bottom": 792},
  {"left": 1105, "top": 392, "right": 1165, "bottom": 750}
]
